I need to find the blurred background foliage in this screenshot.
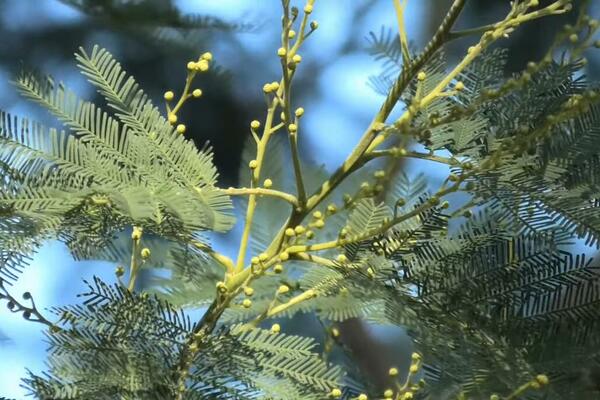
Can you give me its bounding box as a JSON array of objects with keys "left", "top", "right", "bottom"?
[{"left": 0, "top": 0, "right": 598, "bottom": 397}]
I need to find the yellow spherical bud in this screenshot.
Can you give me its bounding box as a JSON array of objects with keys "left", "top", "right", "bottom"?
[
  {"left": 201, "top": 52, "right": 213, "bottom": 61},
  {"left": 279, "top": 252, "right": 290, "bottom": 261},
  {"left": 192, "top": 89, "right": 203, "bottom": 98},
  {"left": 288, "top": 30, "right": 296, "bottom": 39},
  {"left": 277, "top": 47, "right": 287, "bottom": 57},
  {"left": 140, "top": 248, "right": 151, "bottom": 259},
  {"left": 278, "top": 285, "right": 290, "bottom": 294},
  {"left": 358, "top": 394, "right": 368, "bottom": 400},
  {"left": 273, "top": 264, "right": 284, "bottom": 273},
  {"left": 176, "top": 124, "right": 186, "bottom": 134},
  {"left": 384, "top": 389, "right": 394, "bottom": 399},
  {"left": 336, "top": 254, "right": 347, "bottom": 263},
  {"left": 259, "top": 253, "right": 268, "bottom": 262},
  {"left": 251, "top": 120, "right": 261, "bottom": 130},
  {"left": 409, "top": 364, "right": 418, "bottom": 374},
  {"left": 295, "top": 108, "right": 305, "bottom": 118},
  {"left": 270, "top": 323, "right": 281, "bottom": 333},
  {"left": 529, "top": 0, "right": 539, "bottom": 6},
  {"left": 403, "top": 393, "right": 413, "bottom": 400},
  {"left": 249, "top": 160, "right": 258, "bottom": 169},
  {"left": 313, "top": 211, "right": 323, "bottom": 219},
  {"left": 327, "top": 204, "right": 337, "bottom": 213},
  {"left": 304, "top": 4, "right": 313, "bottom": 13},
  {"left": 490, "top": 395, "right": 500, "bottom": 400},
  {"left": 244, "top": 287, "right": 254, "bottom": 296},
  {"left": 187, "top": 61, "right": 196, "bottom": 71},
  {"left": 164, "top": 91, "right": 175, "bottom": 101},
  {"left": 331, "top": 327, "right": 340, "bottom": 337},
  {"left": 411, "top": 352, "right": 421, "bottom": 361},
  {"left": 292, "top": 54, "right": 302, "bottom": 63},
  {"left": 417, "top": 71, "right": 427, "bottom": 81},
  {"left": 330, "top": 388, "right": 342, "bottom": 398},
  {"left": 310, "top": 20, "right": 319, "bottom": 30},
  {"left": 288, "top": 124, "right": 298, "bottom": 133},
  {"left": 455, "top": 81, "right": 465, "bottom": 91},
  {"left": 271, "top": 81, "right": 280, "bottom": 91},
  {"left": 569, "top": 33, "right": 579, "bottom": 43},
  {"left": 263, "top": 179, "right": 273, "bottom": 188},
  {"left": 168, "top": 113, "right": 177, "bottom": 125},
  {"left": 294, "top": 225, "right": 306, "bottom": 235},
  {"left": 535, "top": 374, "right": 549, "bottom": 386},
  {"left": 306, "top": 230, "right": 314, "bottom": 239},
  {"left": 314, "top": 219, "right": 325, "bottom": 229},
  {"left": 388, "top": 367, "right": 398, "bottom": 376},
  {"left": 251, "top": 256, "right": 260, "bottom": 265},
  {"left": 242, "top": 299, "right": 252, "bottom": 308},
  {"left": 285, "top": 228, "right": 296, "bottom": 237},
  {"left": 197, "top": 59, "right": 209, "bottom": 72},
  {"left": 263, "top": 83, "right": 273, "bottom": 93}
]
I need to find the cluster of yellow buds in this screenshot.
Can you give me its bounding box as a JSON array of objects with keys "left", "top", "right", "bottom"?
[{"left": 187, "top": 52, "right": 213, "bottom": 73}]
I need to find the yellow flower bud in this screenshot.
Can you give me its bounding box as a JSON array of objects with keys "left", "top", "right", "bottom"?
[
  {"left": 280, "top": 252, "right": 290, "bottom": 261},
  {"left": 285, "top": 228, "right": 296, "bottom": 237},
  {"left": 304, "top": 4, "right": 313, "bottom": 13},
  {"left": 251, "top": 120, "right": 261, "bottom": 130},
  {"left": 388, "top": 367, "right": 398, "bottom": 376},
  {"left": 295, "top": 107, "right": 305, "bottom": 117},
  {"left": 259, "top": 253, "right": 268, "bottom": 262},
  {"left": 403, "top": 393, "right": 413, "bottom": 400},
  {"left": 140, "top": 248, "right": 151, "bottom": 259},
  {"left": 310, "top": 21, "right": 318, "bottom": 30},
  {"left": 330, "top": 388, "right": 341, "bottom": 398},
  {"left": 242, "top": 299, "right": 252, "bottom": 308},
  {"left": 277, "top": 47, "right": 287, "bottom": 57},
  {"left": 263, "top": 83, "right": 273, "bottom": 93},
  {"left": 201, "top": 52, "right": 213, "bottom": 61},
  {"left": 336, "top": 254, "right": 347, "bottom": 263},
  {"left": 263, "top": 179, "right": 273, "bottom": 188},
  {"left": 288, "top": 124, "right": 298, "bottom": 133},
  {"left": 536, "top": 374, "right": 549, "bottom": 386},
  {"left": 251, "top": 256, "right": 260, "bottom": 265},
  {"left": 409, "top": 364, "right": 418, "bottom": 374},
  {"left": 455, "top": 81, "right": 465, "bottom": 91},
  {"left": 288, "top": 30, "right": 296, "bottom": 39},
  {"left": 270, "top": 323, "right": 281, "bottom": 333},
  {"left": 168, "top": 113, "right": 177, "bottom": 125},
  {"left": 192, "top": 89, "right": 203, "bottom": 98},
  {"left": 186, "top": 61, "right": 196, "bottom": 71},
  {"left": 306, "top": 230, "right": 314, "bottom": 239},
  {"left": 131, "top": 227, "right": 142, "bottom": 240},
  {"left": 294, "top": 225, "right": 306, "bottom": 235},
  {"left": 411, "top": 352, "right": 421, "bottom": 361},
  {"left": 327, "top": 204, "right": 337, "bottom": 213},
  {"left": 115, "top": 265, "right": 125, "bottom": 277},
  {"left": 244, "top": 287, "right": 254, "bottom": 296},
  {"left": 384, "top": 389, "right": 393, "bottom": 399},
  {"left": 197, "top": 59, "right": 209, "bottom": 72},
  {"left": 176, "top": 124, "right": 186, "bottom": 134},
  {"left": 278, "top": 285, "right": 290, "bottom": 294},
  {"left": 274, "top": 264, "right": 284, "bottom": 273},
  {"left": 313, "top": 211, "right": 323, "bottom": 219},
  {"left": 249, "top": 160, "right": 258, "bottom": 169},
  {"left": 417, "top": 71, "right": 427, "bottom": 81},
  {"left": 292, "top": 54, "right": 302, "bottom": 63},
  {"left": 270, "top": 81, "right": 280, "bottom": 91},
  {"left": 358, "top": 394, "right": 368, "bottom": 400},
  {"left": 331, "top": 327, "right": 340, "bottom": 337},
  {"left": 164, "top": 91, "right": 175, "bottom": 101},
  {"left": 314, "top": 219, "right": 325, "bottom": 229}
]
